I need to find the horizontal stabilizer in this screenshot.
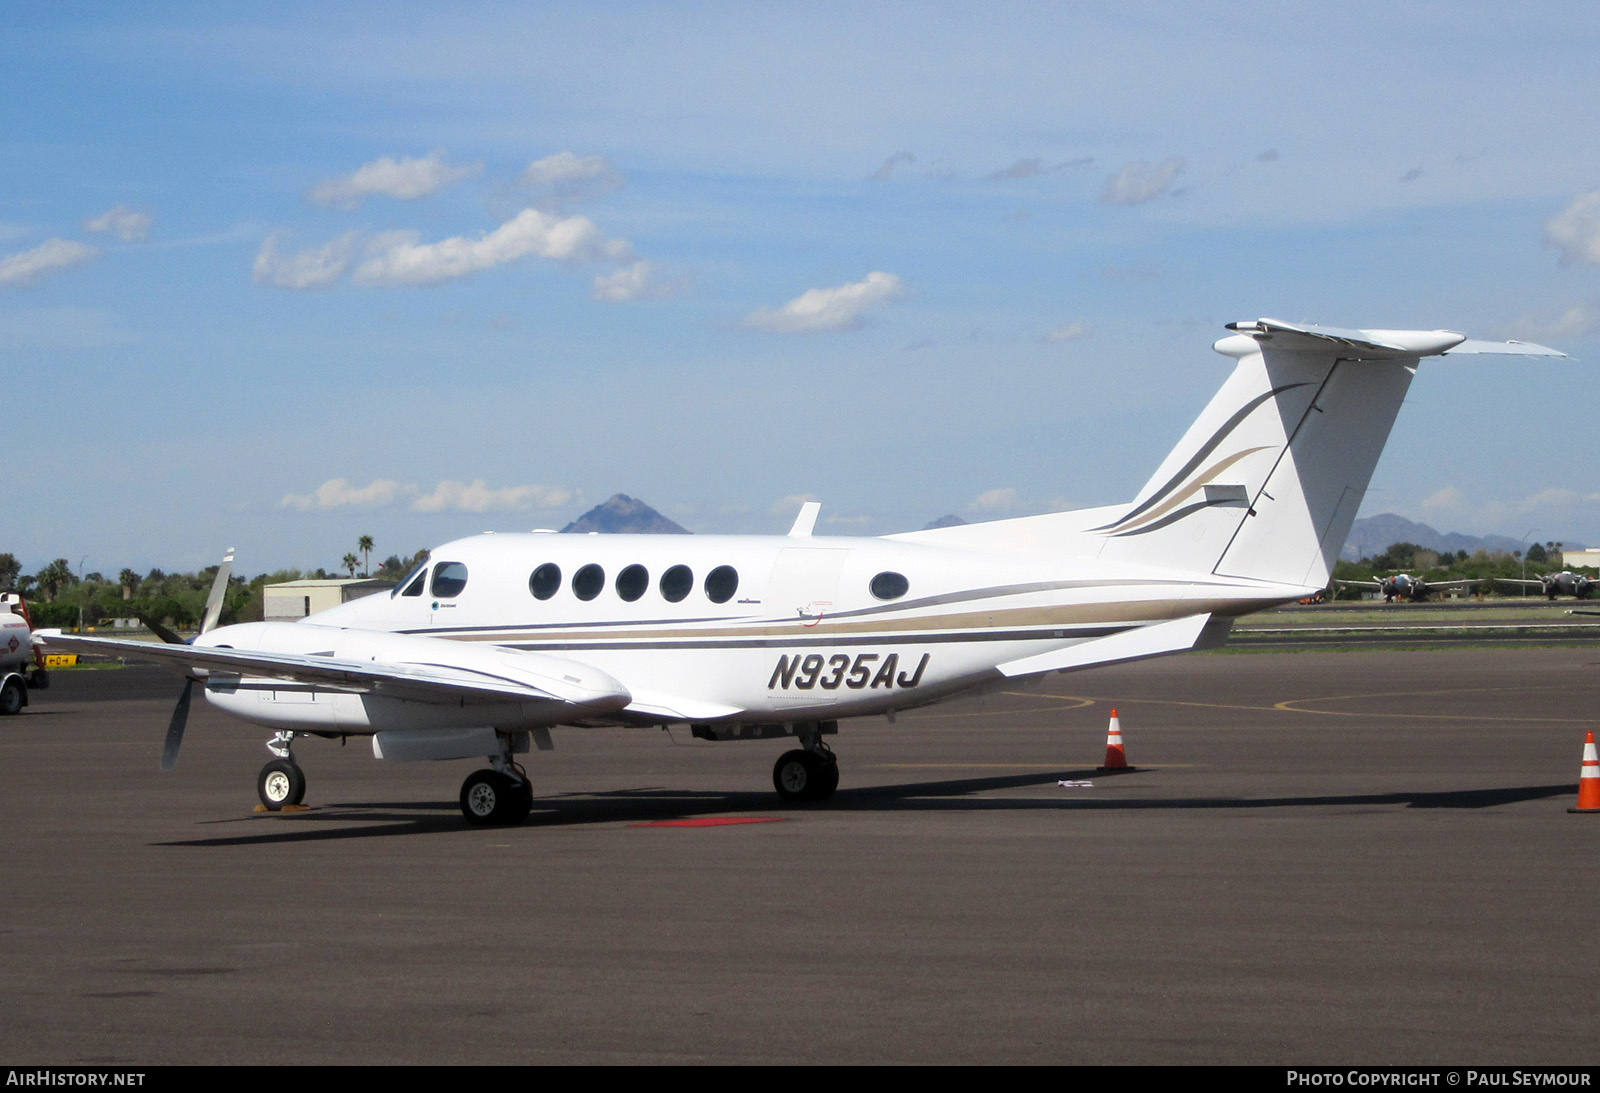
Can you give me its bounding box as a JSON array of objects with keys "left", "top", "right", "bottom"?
[
  {"left": 996, "top": 613, "right": 1215, "bottom": 678},
  {"left": 1443, "top": 338, "right": 1568, "bottom": 357}
]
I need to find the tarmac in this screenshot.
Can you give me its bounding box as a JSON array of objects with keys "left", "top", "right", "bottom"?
[{"left": 2, "top": 646, "right": 1597, "bottom": 1064}]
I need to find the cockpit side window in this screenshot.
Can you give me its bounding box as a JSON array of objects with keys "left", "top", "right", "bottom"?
[
  {"left": 430, "top": 562, "right": 469, "bottom": 599},
  {"left": 393, "top": 556, "right": 430, "bottom": 597}
]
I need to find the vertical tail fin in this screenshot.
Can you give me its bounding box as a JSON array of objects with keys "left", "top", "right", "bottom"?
[{"left": 1092, "top": 319, "right": 1560, "bottom": 588}]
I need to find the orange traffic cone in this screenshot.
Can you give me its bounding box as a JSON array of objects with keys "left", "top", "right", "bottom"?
[
  {"left": 1570, "top": 731, "right": 1600, "bottom": 814},
  {"left": 1097, "top": 708, "right": 1135, "bottom": 773}
]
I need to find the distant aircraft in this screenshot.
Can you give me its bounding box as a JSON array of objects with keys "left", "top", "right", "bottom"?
[
  {"left": 1495, "top": 572, "right": 1600, "bottom": 600},
  {"left": 45, "top": 319, "right": 1564, "bottom": 825},
  {"left": 1335, "top": 574, "right": 1478, "bottom": 602},
  {"left": 1, "top": 593, "right": 48, "bottom": 715}
]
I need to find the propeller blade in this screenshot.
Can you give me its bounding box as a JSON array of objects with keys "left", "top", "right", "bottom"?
[
  {"left": 135, "top": 613, "right": 187, "bottom": 646},
  {"left": 199, "top": 548, "right": 235, "bottom": 637},
  {"left": 161, "top": 678, "right": 194, "bottom": 772}
]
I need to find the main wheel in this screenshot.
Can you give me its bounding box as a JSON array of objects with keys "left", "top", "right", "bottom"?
[
  {"left": 0, "top": 678, "right": 25, "bottom": 716},
  {"left": 773, "top": 749, "right": 837, "bottom": 802},
  {"left": 460, "top": 770, "right": 532, "bottom": 826},
  {"left": 27, "top": 669, "right": 48, "bottom": 690},
  {"left": 258, "top": 759, "right": 306, "bottom": 810}
]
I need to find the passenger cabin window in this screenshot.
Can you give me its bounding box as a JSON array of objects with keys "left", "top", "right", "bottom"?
[
  {"left": 430, "top": 562, "right": 469, "bottom": 599},
  {"left": 659, "top": 564, "right": 693, "bottom": 603},
  {"left": 870, "top": 571, "right": 909, "bottom": 600},
  {"left": 616, "top": 564, "right": 649, "bottom": 602},
  {"left": 529, "top": 563, "right": 561, "bottom": 600},
  {"left": 573, "top": 563, "right": 605, "bottom": 601},
  {"left": 704, "top": 565, "right": 739, "bottom": 604}
]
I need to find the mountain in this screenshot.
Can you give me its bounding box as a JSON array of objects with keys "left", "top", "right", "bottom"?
[
  {"left": 560, "top": 494, "right": 689, "bottom": 534},
  {"left": 923, "top": 515, "right": 968, "bottom": 530},
  {"left": 1341, "top": 513, "right": 1579, "bottom": 561}
]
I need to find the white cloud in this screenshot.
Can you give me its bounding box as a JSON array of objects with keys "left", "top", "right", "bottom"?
[
  {"left": 280, "top": 478, "right": 403, "bottom": 512},
  {"left": 83, "top": 205, "right": 152, "bottom": 242},
  {"left": 410, "top": 480, "right": 572, "bottom": 513},
  {"left": 971, "top": 487, "right": 1021, "bottom": 512},
  {"left": 1499, "top": 301, "right": 1600, "bottom": 341},
  {"left": 518, "top": 152, "right": 622, "bottom": 194},
  {"left": 1044, "top": 320, "right": 1089, "bottom": 342},
  {"left": 1102, "top": 158, "right": 1185, "bottom": 205},
  {"left": 0, "top": 238, "right": 99, "bottom": 288},
  {"left": 1544, "top": 190, "right": 1600, "bottom": 265},
  {"left": 309, "top": 151, "right": 482, "bottom": 208},
  {"left": 253, "top": 231, "right": 357, "bottom": 289},
  {"left": 743, "top": 272, "right": 904, "bottom": 334},
  {"left": 280, "top": 477, "right": 571, "bottom": 514},
  {"left": 770, "top": 493, "right": 819, "bottom": 516},
  {"left": 353, "top": 208, "right": 631, "bottom": 286},
  {"left": 1421, "top": 486, "right": 1465, "bottom": 511},
  {"left": 591, "top": 260, "right": 678, "bottom": 302}
]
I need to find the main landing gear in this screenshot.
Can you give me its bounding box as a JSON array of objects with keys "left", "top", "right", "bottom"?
[
  {"left": 772, "top": 722, "right": 839, "bottom": 802},
  {"left": 459, "top": 731, "right": 534, "bottom": 826},
  {"left": 459, "top": 768, "right": 534, "bottom": 826},
  {"left": 258, "top": 731, "right": 306, "bottom": 811}
]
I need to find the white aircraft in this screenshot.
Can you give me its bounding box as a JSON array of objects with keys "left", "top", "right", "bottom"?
[{"left": 45, "top": 319, "right": 1563, "bottom": 825}]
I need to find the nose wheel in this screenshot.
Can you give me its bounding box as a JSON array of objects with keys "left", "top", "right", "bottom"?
[
  {"left": 258, "top": 759, "right": 306, "bottom": 810},
  {"left": 773, "top": 749, "right": 839, "bottom": 802}
]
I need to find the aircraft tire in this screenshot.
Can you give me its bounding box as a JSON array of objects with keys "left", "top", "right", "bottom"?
[
  {"left": 1, "top": 678, "right": 24, "bottom": 716},
  {"left": 258, "top": 759, "right": 306, "bottom": 811},
  {"left": 460, "top": 770, "right": 531, "bottom": 826},
  {"left": 773, "top": 749, "right": 836, "bottom": 802},
  {"left": 27, "top": 669, "right": 48, "bottom": 691}
]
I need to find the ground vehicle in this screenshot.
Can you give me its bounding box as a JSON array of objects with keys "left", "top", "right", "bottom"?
[{"left": 1, "top": 593, "right": 48, "bottom": 714}]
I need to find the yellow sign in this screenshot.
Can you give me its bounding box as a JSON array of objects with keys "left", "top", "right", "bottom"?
[{"left": 43, "top": 654, "right": 78, "bottom": 668}]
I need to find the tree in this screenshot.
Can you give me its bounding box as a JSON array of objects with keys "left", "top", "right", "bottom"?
[
  {"left": 0, "top": 553, "right": 20, "bottom": 591},
  {"left": 358, "top": 535, "right": 374, "bottom": 578},
  {"left": 119, "top": 569, "right": 140, "bottom": 600},
  {"left": 341, "top": 553, "right": 359, "bottom": 578},
  {"left": 36, "top": 558, "right": 76, "bottom": 602},
  {"left": 1527, "top": 542, "right": 1548, "bottom": 565}
]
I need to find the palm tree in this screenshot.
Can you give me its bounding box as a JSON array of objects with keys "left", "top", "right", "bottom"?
[
  {"left": 342, "top": 553, "right": 359, "bottom": 578},
  {"left": 119, "top": 568, "right": 140, "bottom": 600},
  {"left": 358, "top": 535, "right": 374, "bottom": 578},
  {"left": 37, "top": 558, "right": 75, "bottom": 602}
]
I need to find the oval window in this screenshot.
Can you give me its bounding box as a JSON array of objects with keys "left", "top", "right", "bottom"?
[
  {"left": 870, "top": 571, "right": 909, "bottom": 600},
  {"left": 704, "top": 565, "right": 739, "bottom": 604},
  {"left": 529, "top": 563, "right": 561, "bottom": 600},
  {"left": 430, "top": 562, "right": 468, "bottom": 599},
  {"left": 572, "top": 563, "right": 605, "bottom": 601},
  {"left": 659, "top": 564, "right": 693, "bottom": 603},
  {"left": 616, "top": 564, "right": 649, "bottom": 602}
]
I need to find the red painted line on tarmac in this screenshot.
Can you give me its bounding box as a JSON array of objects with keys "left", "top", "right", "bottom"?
[{"left": 631, "top": 817, "right": 788, "bottom": 828}]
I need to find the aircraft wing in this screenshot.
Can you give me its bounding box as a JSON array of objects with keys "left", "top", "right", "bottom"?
[
  {"left": 1333, "top": 579, "right": 1383, "bottom": 590},
  {"left": 40, "top": 632, "right": 626, "bottom": 708},
  {"left": 1491, "top": 578, "right": 1543, "bottom": 590}
]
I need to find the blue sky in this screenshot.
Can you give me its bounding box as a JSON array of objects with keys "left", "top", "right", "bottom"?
[{"left": 4, "top": 2, "right": 1598, "bottom": 574}]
